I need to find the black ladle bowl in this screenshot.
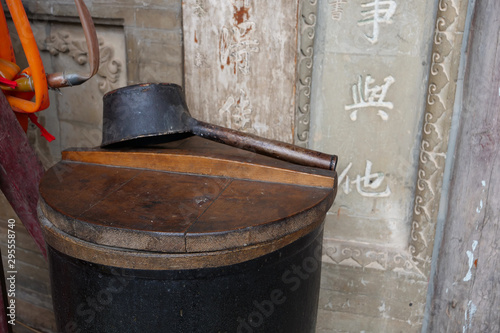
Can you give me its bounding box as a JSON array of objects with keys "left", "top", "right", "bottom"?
[{"left": 101, "top": 83, "right": 337, "bottom": 171}]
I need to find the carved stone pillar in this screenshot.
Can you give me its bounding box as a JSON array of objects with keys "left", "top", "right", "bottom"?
[
  {"left": 308, "top": 0, "right": 471, "bottom": 331},
  {"left": 409, "top": 0, "right": 471, "bottom": 276}
]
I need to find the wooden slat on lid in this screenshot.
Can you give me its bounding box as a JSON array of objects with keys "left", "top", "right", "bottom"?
[{"left": 62, "top": 137, "right": 335, "bottom": 188}]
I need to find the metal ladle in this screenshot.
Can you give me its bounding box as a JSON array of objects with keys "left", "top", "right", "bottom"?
[{"left": 101, "top": 83, "right": 337, "bottom": 171}]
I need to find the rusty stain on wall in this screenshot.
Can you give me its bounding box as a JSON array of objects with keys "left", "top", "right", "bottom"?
[
  {"left": 233, "top": 2, "right": 250, "bottom": 25},
  {"left": 219, "top": 1, "right": 259, "bottom": 74}
]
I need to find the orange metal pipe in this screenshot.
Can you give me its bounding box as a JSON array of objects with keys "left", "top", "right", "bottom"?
[
  {"left": 0, "top": 5, "right": 15, "bottom": 62},
  {"left": 0, "top": 58, "right": 19, "bottom": 80},
  {"left": 4, "top": 0, "right": 49, "bottom": 113}
]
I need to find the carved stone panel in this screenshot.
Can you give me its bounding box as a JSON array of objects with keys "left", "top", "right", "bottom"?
[
  {"left": 310, "top": 0, "right": 437, "bottom": 253},
  {"left": 183, "top": 0, "right": 302, "bottom": 143},
  {"left": 8, "top": 20, "right": 127, "bottom": 165},
  {"left": 309, "top": 0, "right": 471, "bottom": 331}
]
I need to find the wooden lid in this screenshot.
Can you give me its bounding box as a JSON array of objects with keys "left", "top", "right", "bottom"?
[{"left": 39, "top": 137, "right": 337, "bottom": 269}]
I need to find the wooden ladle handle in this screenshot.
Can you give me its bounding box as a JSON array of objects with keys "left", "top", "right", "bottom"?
[{"left": 191, "top": 119, "right": 337, "bottom": 171}]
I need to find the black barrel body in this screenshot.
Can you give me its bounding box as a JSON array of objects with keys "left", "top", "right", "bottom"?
[{"left": 49, "top": 228, "right": 323, "bottom": 333}]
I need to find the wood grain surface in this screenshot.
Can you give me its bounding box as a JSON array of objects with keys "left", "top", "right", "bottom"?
[
  {"left": 39, "top": 137, "right": 337, "bottom": 268},
  {"left": 428, "top": 1, "right": 500, "bottom": 331},
  {"left": 63, "top": 137, "right": 336, "bottom": 188}
]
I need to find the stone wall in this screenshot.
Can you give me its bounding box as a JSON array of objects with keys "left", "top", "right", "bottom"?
[{"left": 311, "top": 0, "right": 471, "bottom": 331}]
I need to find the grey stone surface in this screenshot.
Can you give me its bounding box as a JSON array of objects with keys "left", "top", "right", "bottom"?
[
  {"left": 310, "top": 0, "right": 436, "bottom": 250},
  {"left": 309, "top": 0, "right": 441, "bottom": 331},
  {"left": 318, "top": 263, "right": 428, "bottom": 332},
  {"left": 312, "top": 52, "right": 427, "bottom": 246}
]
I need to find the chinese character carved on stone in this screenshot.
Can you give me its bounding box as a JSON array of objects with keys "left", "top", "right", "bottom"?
[
  {"left": 218, "top": 89, "right": 254, "bottom": 132},
  {"left": 329, "top": 0, "right": 349, "bottom": 21},
  {"left": 345, "top": 75, "right": 395, "bottom": 121},
  {"left": 358, "top": 0, "right": 397, "bottom": 44},
  {"left": 337, "top": 160, "right": 391, "bottom": 198}
]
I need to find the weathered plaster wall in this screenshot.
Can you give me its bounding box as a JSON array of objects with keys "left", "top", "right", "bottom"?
[{"left": 183, "top": 0, "right": 300, "bottom": 143}]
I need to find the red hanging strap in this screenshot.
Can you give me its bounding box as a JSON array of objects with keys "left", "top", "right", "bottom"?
[
  {"left": 0, "top": 77, "right": 17, "bottom": 89},
  {"left": 28, "top": 113, "right": 56, "bottom": 142}
]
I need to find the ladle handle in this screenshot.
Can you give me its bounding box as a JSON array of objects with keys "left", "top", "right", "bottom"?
[{"left": 191, "top": 120, "right": 337, "bottom": 171}]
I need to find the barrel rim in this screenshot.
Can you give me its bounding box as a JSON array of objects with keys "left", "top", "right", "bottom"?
[{"left": 39, "top": 204, "right": 325, "bottom": 270}]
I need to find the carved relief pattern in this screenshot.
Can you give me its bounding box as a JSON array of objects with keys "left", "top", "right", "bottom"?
[
  {"left": 316, "top": 0, "right": 469, "bottom": 278},
  {"left": 295, "top": 0, "right": 318, "bottom": 148},
  {"left": 323, "top": 239, "right": 422, "bottom": 276},
  {"left": 42, "top": 31, "right": 123, "bottom": 93},
  {"left": 409, "top": 0, "right": 469, "bottom": 276},
  {"left": 45, "top": 32, "right": 89, "bottom": 65},
  {"left": 95, "top": 44, "right": 122, "bottom": 93}
]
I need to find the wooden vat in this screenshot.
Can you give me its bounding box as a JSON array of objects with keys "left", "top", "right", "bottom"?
[{"left": 38, "top": 137, "right": 337, "bottom": 332}]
